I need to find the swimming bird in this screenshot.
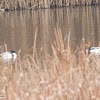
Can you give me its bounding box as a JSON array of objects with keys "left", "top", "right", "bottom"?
[
  {"left": 86, "top": 47, "right": 100, "bottom": 55},
  {"left": 0, "top": 51, "right": 17, "bottom": 62}
]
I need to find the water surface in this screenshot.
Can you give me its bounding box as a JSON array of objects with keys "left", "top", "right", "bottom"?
[{"left": 0, "top": 6, "right": 100, "bottom": 57}]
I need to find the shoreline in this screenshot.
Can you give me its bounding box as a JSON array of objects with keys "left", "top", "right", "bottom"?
[{"left": 0, "top": 4, "right": 100, "bottom": 12}]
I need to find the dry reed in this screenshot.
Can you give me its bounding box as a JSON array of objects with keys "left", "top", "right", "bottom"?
[
  {"left": 0, "top": 29, "right": 100, "bottom": 100},
  {"left": 0, "top": 0, "right": 100, "bottom": 10}
]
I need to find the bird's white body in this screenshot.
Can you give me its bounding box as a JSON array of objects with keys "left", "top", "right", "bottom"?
[
  {"left": 0, "top": 9, "right": 5, "bottom": 12},
  {"left": 0, "top": 51, "right": 17, "bottom": 62},
  {"left": 86, "top": 47, "right": 100, "bottom": 55}
]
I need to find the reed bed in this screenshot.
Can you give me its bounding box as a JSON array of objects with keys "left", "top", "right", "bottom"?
[
  {"left": 0, "top": 0, "right": 100, "bottom": 10},
  {"left": 0, "top": 28, "right": 100, "bottom": 100}
]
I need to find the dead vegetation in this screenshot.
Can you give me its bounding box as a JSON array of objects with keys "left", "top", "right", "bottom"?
[
  {"left": 0, "top": 0, "right": 100, "bottom": 10},
  {"left": 0, "top": 28, "right": 100, "bottom": 100}
]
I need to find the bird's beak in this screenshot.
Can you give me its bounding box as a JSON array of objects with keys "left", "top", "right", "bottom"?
[{"left": 0, "top": 54, "right": 2, "bottom": 57}]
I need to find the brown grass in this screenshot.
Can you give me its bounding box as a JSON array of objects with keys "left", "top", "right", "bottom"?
[
  {"left": 0, "top": 29, "right": 100, "bottom": 100},
  {"left": 0, "top": 0, "right": 100, "bottom": 10}
]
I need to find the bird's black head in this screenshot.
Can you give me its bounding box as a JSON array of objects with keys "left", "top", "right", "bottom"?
[{"left": 10, "top": 51, "right": 16, "bottom": 53}]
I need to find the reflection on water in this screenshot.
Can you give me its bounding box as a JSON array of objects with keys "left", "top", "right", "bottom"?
[{"left": 0, "top": 6, "right": 100, "bottom": 57}]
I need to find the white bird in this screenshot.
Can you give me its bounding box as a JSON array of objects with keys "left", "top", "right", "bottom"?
[
  {"left": 86, "top": 47, "right": 100, "bottom": 55},
  {"left": 0, "top": 51, "right": 17, "bottom": 62}
]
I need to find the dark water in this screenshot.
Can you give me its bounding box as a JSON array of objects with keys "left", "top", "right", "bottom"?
[{"left": 0, "top": 6, "right": 100, "bottom": 57}]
